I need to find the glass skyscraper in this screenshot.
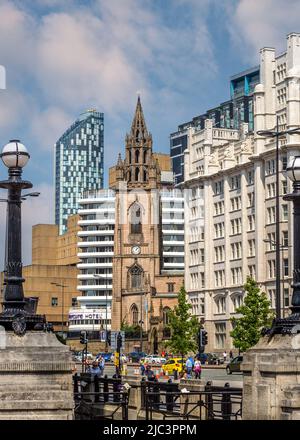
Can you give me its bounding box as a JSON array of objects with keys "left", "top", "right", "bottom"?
[{"left": 55, "top": 109, "right": 104, "bottom": 235}]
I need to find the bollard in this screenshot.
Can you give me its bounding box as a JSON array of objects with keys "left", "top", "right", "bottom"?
[
  {"left": 122, "top": 392, "right": 129, "bottom": 420},
  {"left": 221, "top": 382, "right": 232, "bottom": 420},
  {"left": 141, "top": 377, "right": 146, "bottom": 409},
  {"left": 103, "top": 375, "right": 109, "bottom": 402},
  {"left": 152, "top": 378, "right": 160, "bottom": 410},
  {"left": 205, "top": 381, "right": 213, "bottom": 420},
  {"left": 94, "top": 375, "right": 100, "bottom": 403},
  {"left": 166, "top": 378, "right": 174, "bottom": 412},
  {"left": 173, "top": 369, "right": 178, "bottom": 380}
]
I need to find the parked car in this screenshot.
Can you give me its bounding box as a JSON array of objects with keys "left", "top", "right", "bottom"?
[
  {"left": 162, "top": 358, "right": 185, "bottom": 375},
  {"left": 144, "top": 355, "right": 166, "bottom": 365},
  {"left": 128, "top": 352, "right": 147, "bottom": 362},
  {"left": 95, "top": 352, "right": 113, "bottom": 362},
  {"left": 226, "top": 356, "right": 243, "bottom": 374},
  {"left": 197, "top": 353, "right": 224, "bottom": 365}
]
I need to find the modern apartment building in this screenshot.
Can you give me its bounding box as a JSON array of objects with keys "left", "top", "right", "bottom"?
[
  {"left": 161, "top": 189, "right": 185, "bottom": 272},
  {"left": 55, "top": 109, "right": 104, "bottom": 235},
  {"left": 184, "top": 32, "right": 300, "bottom": 352},
  {"left": 68, "top": 190, "right": 115, "bottom": 333},
  {"left": 170, "top": 66, "right": 260, "bottom": 185}
]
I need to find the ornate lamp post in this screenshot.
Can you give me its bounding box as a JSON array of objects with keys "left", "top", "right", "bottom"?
[
  {"left": 269, "top": 155, "right": 300, "bottom": 334},
  {"left": 0, "top": 140, "right": 45, "bottom": 334}
]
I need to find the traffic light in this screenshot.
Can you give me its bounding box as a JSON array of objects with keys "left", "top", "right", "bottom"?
[
  {"left": 202, "top": 329, "right": 208, "bottom": 345},
  {"left": 198, "top": 328, "right": 208, "bottom": 353},
  {"left": 117, "top": 332, "right": 122, "bottom": 351},
  {"left": 80, "top": 331, "right": 88, "bottom": 345},
  {"left": 106, "top": 330, "right": 111, "bottom": 346}
]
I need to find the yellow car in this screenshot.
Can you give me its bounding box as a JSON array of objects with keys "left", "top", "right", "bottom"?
[{"left": 162, "top": 358, "right": 185, "bottom": 375}]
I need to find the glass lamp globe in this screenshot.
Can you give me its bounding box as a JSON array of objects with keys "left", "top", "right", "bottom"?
[
  {"left": 287, "top": 156, "right": 300, "bottom": 182},
  {"left": 1, "top": 139, "right": 30, "bottom": 168}
]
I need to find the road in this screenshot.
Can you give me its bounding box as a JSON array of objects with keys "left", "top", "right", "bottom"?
[{"left": 75, "top": 363, "right": 243, "bottom": 388}]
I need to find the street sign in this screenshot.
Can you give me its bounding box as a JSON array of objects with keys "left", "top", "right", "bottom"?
[
  {"left": 110, "top": 331, "right": 125, "bottom": 351},
  {"left": 100, "top": 330, "right": 106, "bottom": 342}
]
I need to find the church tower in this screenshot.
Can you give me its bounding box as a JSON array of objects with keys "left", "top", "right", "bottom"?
[{"left": 109, "top": 97, "right": 182, "bottom": 353}]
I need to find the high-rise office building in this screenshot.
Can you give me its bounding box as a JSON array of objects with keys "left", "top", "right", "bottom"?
[
  {"left": 170, "top": 66, "right": 260, "bottom": 185},
  {"left": 55, "top": 109, "right": 104, "bottom": 235}
]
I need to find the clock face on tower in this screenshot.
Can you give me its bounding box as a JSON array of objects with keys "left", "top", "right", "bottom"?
[{"left": 131, "top": 245, "right": 141, "bottom": 255}]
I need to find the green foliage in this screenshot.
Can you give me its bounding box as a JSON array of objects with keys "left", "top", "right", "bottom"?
[
  {"left": 166, "top": 285, "right": 200, "bottom": 357},
  {"left": 121, "top": 318, "right": 141, "bottom": 337},
  {"left": 230, "top": 276, "right": 274, "bottom": 352}
]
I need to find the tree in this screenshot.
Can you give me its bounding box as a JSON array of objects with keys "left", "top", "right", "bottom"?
[
  {"left": 166, "top": 285, "right": 200, "bottom": 359},
  {"left": 230, "top": 276, "right": 274, "bottom": 352}
]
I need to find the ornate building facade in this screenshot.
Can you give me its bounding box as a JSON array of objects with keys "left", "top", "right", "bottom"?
[{"left": 109, "top": 97, "right": 184, "bottom": 353}]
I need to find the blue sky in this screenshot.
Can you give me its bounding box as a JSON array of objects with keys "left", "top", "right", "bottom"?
[{"left": 0, "top": 0, "right": 299, "bottom": 263}]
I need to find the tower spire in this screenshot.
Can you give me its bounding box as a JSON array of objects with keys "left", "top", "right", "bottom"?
[{"left": 131, "top": 96, "right": 148, "bottom": 139}]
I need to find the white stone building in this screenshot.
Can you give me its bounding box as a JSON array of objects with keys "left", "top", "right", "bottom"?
[{"left": 184, "top": 33, "right": 300, "bottom": 352}]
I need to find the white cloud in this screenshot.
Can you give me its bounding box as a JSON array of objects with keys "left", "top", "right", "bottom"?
[{"left": 227, "top": 0, "right": 300, "bottom": 62}]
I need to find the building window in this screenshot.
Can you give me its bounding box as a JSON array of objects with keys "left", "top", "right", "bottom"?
[
  {"left": 214, "top": 180, "right": 224, "bottom": 195},
  {"left": 268, "top": 289, "right": 276, "bottom": 308},
  {"left": 284, "top": 288, "right": 290, "bottom": 307},
  {"left": 130, "top": 202, "right": 142, "bottom": 234},
  {"left": 282, "top": 231, "right": 289, "bottom": 247},
  {"left": 72, "top": 297, "right": 77, "bottom": 307},
  {"left": 283, "top": 258, "right": 289, "bottom": 277},
  {"left": 282, "top": 180, "right": 287, "bottom": 195},
  {"left": 282, "top": 155, "right": 287, "bottom": 171},
  {"left": 267, "top": 206, "right": 276, "bottom": 224},
  {"left": 215, "top": 322, "right": 226, "bottom": 349},
  {"left": 268, "top": 260, "right": 276, "bottom": 278},
  {"left": 266, "top": 159, "right": 276, "bottom": 175},
  {"left": 282, "top": 204, "right": 288, "bottom": 221},
  {"left": 131, "top": 304, "right": 139, "bottom": 326},
  {"left": 167, "top": 283, "right": 175, "bottom": 293},
  {"left": 230, "top": 175, "right": 241, "bottom": 190},
  {"left": 163, "top": 307, "right": 171, "bottom": 326},
  {"left": 129, "top": 265, "right": 143, "bottom": 289},
  {"left": 248, "top": 239, "right": 255, "bottom": 257},
  {"left": 248, "top": 215, "right": 255, "bottom": 231},
  {"left": 232, "top": 294, "right": 243, "bottom": 312},
  {"left": 51, "top": 297, "right": 58, "bottom": 307},
  {"left": 248, "top": 265, "right": 256, "bottom": 279},
  {"left": 247, "top": 170, "right": 254, "bottom": 185},
  {"left": 215, "top": 296, "right": 226, "bottom": 314}
]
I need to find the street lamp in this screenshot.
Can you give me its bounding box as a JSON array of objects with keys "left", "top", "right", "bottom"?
[
  {"left": 93, "top": 272, "right": 109, "bottom": 352},
  {"left": 267, "top": 156, "right": 300, "bottom": 334},
  {"left": 51, "top": 282, "right": 68, "bottom": 335},
  {"left": 257, "top": 120, "right": 300, "bottom": 319},
  {"left": 0, "top": 140, "right": 45, "bottom": 334}
]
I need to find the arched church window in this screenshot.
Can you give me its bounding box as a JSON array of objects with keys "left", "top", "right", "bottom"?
[
  {"left": 135, "top": 149, "right": 140, "bottom": 163},
  {"left": 143, "top": 150, "right": 147, "bottom": 163},
  {"left": 143, "top": 169, "right": 147, "bottom": 182},
  {"left": 130, "top": 265, "right": 143, "bottom": 289},
  {"left": 163, "top": 307, "right": 171, "bottom": 326},
  {"left": 135, "top": 167, "right": 140, "bottom": 182},
  {"left": 128, "top": 150, "right": 132, "bottom": 164},
  {"left": 131, "top": 304, "right": 139, "bottom": 326},
  {"left": 130, "top": 202, "right": 142, "bottom": 234}
]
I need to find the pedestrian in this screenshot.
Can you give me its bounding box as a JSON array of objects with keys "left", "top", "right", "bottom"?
[
  {"left": 229, "top": 350, "right": 233, "bottom": 360},
  {"left": 185, "top": 357, "right": 193, "bottom": 379},
  {"left": 87, "top": 361, "right": 101, "bottom": 377},
  {"left": 194, "top": 359, "right": 202, "bottom": 379},
  {"left": 99, "top": 356, "right": 105, "bottom": 377},
  {"left": 223, "top": 350, "right": 227, "bottom": 363},
  {"left": 140, "top": 359, "right": 145, "bottom": 376},
  {"left": 145, "top": 364, "right": 155, "bottom": 381}
]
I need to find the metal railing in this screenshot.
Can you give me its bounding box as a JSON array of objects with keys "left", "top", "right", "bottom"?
[
  {"left": 141, "top": 379, "right": 242, "bottom": 421},
  {"left": 73, "top": 373, "right": 129, "bottom": 420}
]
